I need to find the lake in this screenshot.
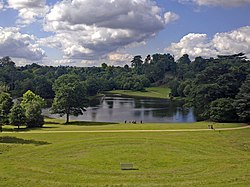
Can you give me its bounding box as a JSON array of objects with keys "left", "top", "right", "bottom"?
[{"left": 44, "top": 94, "right": 197, "bottom": 123}]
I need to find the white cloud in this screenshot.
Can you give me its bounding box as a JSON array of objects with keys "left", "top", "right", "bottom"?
[
  {"left": 179, "top": 0, "right": 250, "bottom": 7},
  {"left": 0, "top": 0, "right": 4, "bottom": 10},
  {"left": 164, "top": 12, "right": 180, "bottom": 24},
  {"left": 0, "top": 27, "right": 45, "bottom": 61},
  {"left": 166, "top": 26, "right": 250, "bottom": 60},
  {"left": 7, "top": 0, "right": 48, "bottom": 25},
  {"left": 108, "top": 52, "right": 132, "bottom": 66},
  {"left": 42, "top": 0, "right": 177, "bottom": 60}
]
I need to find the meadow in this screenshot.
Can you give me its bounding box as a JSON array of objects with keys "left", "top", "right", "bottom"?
[
  {"left": 0, "top": 120, "right": 249, "bottom": 187},
  {"left": 109, "top": 87, "right": 171, "bottom": 99}
]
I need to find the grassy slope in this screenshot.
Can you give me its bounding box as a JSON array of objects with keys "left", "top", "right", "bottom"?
[
  {"left": 109, "top": 87, "right": 171, "bottom": 99},
  {"left": 0, "top": 120, "right": 250, "bottom": 187}
]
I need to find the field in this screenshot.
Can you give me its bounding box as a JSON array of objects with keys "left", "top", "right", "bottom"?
[
  {"left": 0, "top": 120, "right": 250, "bottom": 187},
  {"left": 109, "top": 87, "right": 171, "bottom": 99}
]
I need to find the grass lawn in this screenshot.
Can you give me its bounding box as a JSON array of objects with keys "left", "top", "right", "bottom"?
[
  {"left": 0, "top": 120, "right": 249, "bottom": 187},
  {"left": 109, "top": 87, "right": 171, "bottom": 99}
]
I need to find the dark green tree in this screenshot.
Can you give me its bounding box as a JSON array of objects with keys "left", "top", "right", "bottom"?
[
  {"left": 0, "top": 92, "right": 13, "bottom": 125},
  {"left": 101, "top": 63, "right": 108, "bottom": 69},
  {"left": 52, "top": 74, "right": 87, "bottom": 123},
  {"left": 131, "top": 55, "right": 143, "bottom": 74},
  {"left": 177, "top": 54, "right": 191, "bottom": 65},
  {"left": 208, "top": 98, "right": 238, "bottom": 122},
  {"left": 234, "top": 75, "right": 250, "bottom": 122}
]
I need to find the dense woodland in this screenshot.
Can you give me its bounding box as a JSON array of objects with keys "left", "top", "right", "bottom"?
[{"left": 0, "top": 53, "right": 249, "bottom": 124}]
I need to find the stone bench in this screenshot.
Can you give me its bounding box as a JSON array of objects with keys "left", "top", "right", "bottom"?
[{"left": 120, "top": 163, "right": 134, "bottom": 170}]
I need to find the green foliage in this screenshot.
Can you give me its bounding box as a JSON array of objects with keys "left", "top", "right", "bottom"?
[
  {"left": 177, "top": 54, "right": 191, "bottom": 65},
  {"left": 131, "top": 55, "right": 143, "bottom": 74},
  {"left": 208, "top": 98, "right": 238, "bottom": 122},
  {"left": 9, "top": 102, "right": 26, "bottom": 128},
  {"left": 0, "top": 82, "right": 9, "bottom": 92},
  {"left": 85, "top": 77, "right": 102, "bottom": 96},
  {"left": 0, "top": 92, "right": 13, "bottom": 125},
  {"left": 234, "top": 75, "right": 250, "bottom": 122},
  {"left": 21, "top": 90, "right": 45, "bottom": 107},
  {"left": 21, "top": 90, "right": 45, "bottom": 128},
  {"left": 145, "top": 53, "right": 176, "bottom": 83},
  {"left": 52, "top": 74, "right": 87, "bottom": 123},
  {"left": 168, "top": 79, "right": 180, "bottom": 97},
  {"left": 25, "top": 101, "right": 44, "bottom": 128},
  {"left": 0, "top": 53, "right": 249, "bottom": 123}
]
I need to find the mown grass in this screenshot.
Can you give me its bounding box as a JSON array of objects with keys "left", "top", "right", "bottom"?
[
  {"left": 0, "top": 120, "right": 249, "bottom": 187},
  {"left": 2, "top": 118, "right": 246, "bottom": 132},
  {"left": 109, "top": 87, "right": 171, "bottom": 99}
]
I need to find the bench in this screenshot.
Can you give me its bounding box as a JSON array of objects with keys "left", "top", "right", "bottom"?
[{"left": 120, "top": 163, "right": 134, "bottom": 170}]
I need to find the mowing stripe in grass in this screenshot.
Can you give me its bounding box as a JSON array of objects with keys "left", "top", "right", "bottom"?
[{"left": 2, "top": 125, "right": 249, "bottom": 134}]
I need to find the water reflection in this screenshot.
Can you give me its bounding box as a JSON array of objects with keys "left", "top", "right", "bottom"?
[{"left": 45, "top": 95, "right": 197, "bottom": 123}]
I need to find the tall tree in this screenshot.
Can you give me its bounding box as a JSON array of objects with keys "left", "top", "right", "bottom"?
[
  {"left": 21, "top": 90, "right": 45, "bottom": 128},
  {"left": 131, "top": 55, "right": 143, "bottom": 74},
  {"left": 52, "top": 74, "right": 87, "bottom": 123}
]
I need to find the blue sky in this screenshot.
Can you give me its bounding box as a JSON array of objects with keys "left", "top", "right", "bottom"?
[{"left": 0, "top": 0, "right": 250, "bottom": 66}]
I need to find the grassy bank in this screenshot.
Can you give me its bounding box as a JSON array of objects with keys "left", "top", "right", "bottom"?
[
  {"left": 0, "top": 120, "right": 249, "bottom": 187},
  {"left": 109, "top": 87, "right": 171, "bottom": 99}
]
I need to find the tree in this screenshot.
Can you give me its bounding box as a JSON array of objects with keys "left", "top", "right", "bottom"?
[
  {"left": 234, "top": 75, "right": 250, "bottom": 122},
  {"left": 192, "top": 83, "right": 223, "bottom": 118},
  {"left": 25, "top": 100, "right": 44, "bottom": 128},
  {"left": 21, "top": 90, "right": 45, "bottom": 128},
  {"left": 101, "top": 63, "right": 108, "bottom": 69},
  {"left": 0, "top": 92, "right": 13, "bottom": 125},
  {"left": 9, "top": 102, "right": 26, "bottom": 129},
  {"left": 0, "top": 57, "right": 16, "bottom": 91},
  {"left": 0, "top": 82, "right": 9, "bottom": 92},
  {"left": 52, "top": 74, "right": 87, "bottom": 123},
  {"left": 208, "top": 98, "right": 237, "bottom": 122},
  {"left": 131, "top": 55, "right": 143, "bottom": 74},
  {"left": 177, "top": 54, "right": 191, "bottom": 65},
  {"left": 85, "top": 77, "right": 101, "bottom": 96}
]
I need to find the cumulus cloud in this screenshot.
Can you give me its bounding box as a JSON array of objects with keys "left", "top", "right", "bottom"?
[
  {"left": 42, "top": 0, "right": 177, "bottom": 60},
  {"left": 178, "top": 0, "right": 250, "bottom": 7},
  {"left": 108, "top": 52, "right": 133, "bottom": 65},
  {"left": 166, "top": 26, "right": 250, "bottom": 60},
  {"left": 164, "top": 12, "right": 180, "bottom": 24},
  {"left": 7, "top": 0, "right": 48, "bottom": 25},
  {"left": 0, "top": 27, "right": 45, "bottom": 61}
]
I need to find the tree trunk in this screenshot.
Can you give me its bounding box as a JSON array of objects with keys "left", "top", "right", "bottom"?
[{"left": 66, "top": 112, "right": 69, "bottom": 124}]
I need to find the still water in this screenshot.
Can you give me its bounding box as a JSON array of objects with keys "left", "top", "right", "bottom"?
[{"left": 45, "top": 95, "right": 196, "bottom": 123}]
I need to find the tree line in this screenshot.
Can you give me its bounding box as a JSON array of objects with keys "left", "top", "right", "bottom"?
[{"left": 0, "top": 52, "right": 249, "bottom": 125}]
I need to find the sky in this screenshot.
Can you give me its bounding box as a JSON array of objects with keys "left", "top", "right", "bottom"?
[{"left": 0, "top": 0, "right": 249, "bottom": 67}]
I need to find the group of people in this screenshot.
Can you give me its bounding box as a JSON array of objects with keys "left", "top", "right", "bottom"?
[
  {"left": 208, "top": 125, "right": 214, "bottom": 129},
  {"left": 124, "top": 120, "right": 143, "bottom": 124}
]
